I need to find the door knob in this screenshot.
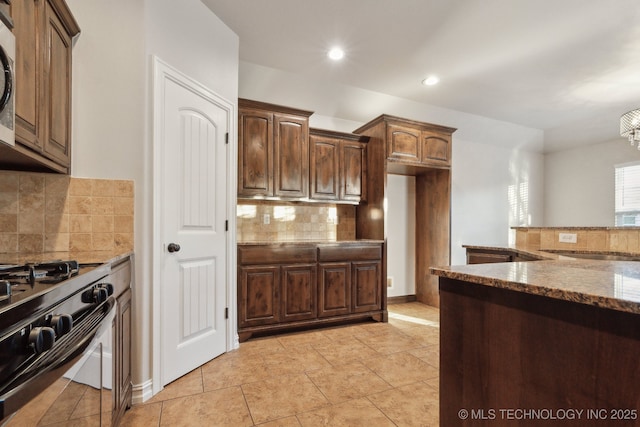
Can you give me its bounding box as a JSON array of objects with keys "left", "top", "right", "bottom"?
[{"left": 167, "top": 243, "right": 181, "bottom": 253}]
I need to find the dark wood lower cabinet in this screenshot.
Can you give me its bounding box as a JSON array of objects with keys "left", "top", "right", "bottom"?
[
  {"left": 115, "top": 288, "right": 132, "bottom": 425},
  {"left": 238, "top": 242, "right": 385, "bottom": 341},
  {"left": 318, "top": 262, "right": 351, "bottom": 317},
  {"left": 440, "top": 277, "right": 640, "bottom": 427},
  {"left": 239, "top": 266, "right": 280, "bottom": 327},
  {"left": 281, "top": 264, "right": 317, "bottom": 322},
  {"left": 108, "top": 256, "right": 133, "bottom": 427},
  {"left": 352, "top": 261, "right": 381, "bottom": 313}
]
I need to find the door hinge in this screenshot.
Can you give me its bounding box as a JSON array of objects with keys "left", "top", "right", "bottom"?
[
  {"left": 225, "top": 132, "right": 229, "bottom": 144},
  {"left": 225, "top": 220, "right": 228, "bottom": 231},
  {"left": 225, "top": 307, "right": 229, "bottom": 319}
]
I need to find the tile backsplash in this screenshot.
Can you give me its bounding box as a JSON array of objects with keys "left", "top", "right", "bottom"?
[
  {"left": 514, "top": 227, "right": 640, "bottom": 254},
  {"left": 0, "top": 171, "right": 134, "bottom": 254},
  {"left": 237, "top": 201, "right": 356, "bottom": 242}
]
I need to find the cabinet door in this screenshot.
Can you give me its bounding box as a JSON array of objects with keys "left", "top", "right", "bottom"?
[
  {"left": 318, "top": 262, "right": 351, "bottom": 317},
  {"left": 281, "top": 264, "right": 317, "bottom": 322},
  {"left": 239, "top": 266, "right": 280, "bottom": 327},
  {"left": 116, "top": 288, "right": 132, "bottom": 424},
  {"left": 341, "top": 142, "right": 367, "bottom": 202},
  {"left": 13, "top": 0, "right": 41, "bottom": 150},
  {"left": 421, "top": 130, "right": 450, "bottom": 166},
  {"left": 42, "top": 1, "right": 73, "bottom": 167},
  {"left": 238, "top": 109, "right": 273, "bottom": 197},
  {"left": 274, "top": 113, "right": 308, "bottom": 198},
  {"left": 387, "top": 124, "right": 420, "bottom": 163},
  {"left": 352, "top": 261, "right": 381, "bottom": 313},
  {"left": 309, "top": 135, "right": 339, "bottom": 200}
]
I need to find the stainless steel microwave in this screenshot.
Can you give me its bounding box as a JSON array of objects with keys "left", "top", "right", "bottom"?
[{"left": 0, "top": 20, "right": 14, "bottom": 147}]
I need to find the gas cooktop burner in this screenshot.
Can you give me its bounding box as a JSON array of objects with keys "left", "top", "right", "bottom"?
[{"left": 0, "top": 260, "right": 80, "bottom": 302}]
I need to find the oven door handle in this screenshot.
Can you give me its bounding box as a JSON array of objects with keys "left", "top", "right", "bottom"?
[{"left": 0, "top": 296, "right": 116, "bottom": 421}]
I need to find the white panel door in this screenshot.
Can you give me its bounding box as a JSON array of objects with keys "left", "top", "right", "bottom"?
[{"left": 159, "top": 67, "right": 228, "bottom": 386}]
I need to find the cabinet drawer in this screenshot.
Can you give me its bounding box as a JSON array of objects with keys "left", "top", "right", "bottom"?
[
  {"left": 238, "top": 245, "right": 317, "bottom": 265},
  {"left": 318, "top": 244, "right": 382, "bottom": 262}
]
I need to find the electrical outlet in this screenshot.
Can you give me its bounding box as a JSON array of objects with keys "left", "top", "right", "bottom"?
[
  {"left": 558, "top": 233, "right": 577, "bottom": 244},
  {"left": 263, "top": 214, "right": 270, "bottom": 225},
  {"left": 387, "top": 277, "right": 393, "bottom": 288}
]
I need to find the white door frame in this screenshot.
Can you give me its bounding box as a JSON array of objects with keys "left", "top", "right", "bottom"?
[{"left": 151, "top": 55, "right": 238, "bottom": 397}]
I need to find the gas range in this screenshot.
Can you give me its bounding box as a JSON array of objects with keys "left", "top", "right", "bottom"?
[
  {"left": 0, "top": 260, "right": 110, "bottom": 332},
  {"left": 0, "top": 259, "right": 115, "bottom": 421}
]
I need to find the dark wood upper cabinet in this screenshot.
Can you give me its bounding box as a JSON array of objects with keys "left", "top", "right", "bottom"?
[
  {"left": 309, "top": 134, "right": 339, "bottom": 200},
  {"left": 421, "top": 130, "right": 450, "bottom": 164},
  {"left": 356, "top": 115, "right": 455, "bottom": 174},
  {"left": 42, "top": 0, "right": 75, "bottom": 167},
  {"left": 341, "top": 141, "right": 367, "bottom": 202},
  {"left": 238, "top": 109, "right": 273, "bottom": 197},
  {"left": 273, "top": 114, "right": 308, "bottom": 198},
  {"left": 238, "top": 99, "right": 312, "bottom": 200},
  {"left": 8, "top": 0, "right": 80, "bottom": 174},
  {"left": 387, "top": 124, "right": 420, "bottom": 163},
  {"left": 309, "top": 128, "right": 368, "bottom": 204}
]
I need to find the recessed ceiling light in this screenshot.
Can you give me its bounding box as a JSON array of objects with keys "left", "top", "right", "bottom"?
[
  {"left": 422, "top": 76, "right": 439, "bottom": 86},
  {"left": 328, "top": 47, "right": 345, "bottom": 61}
]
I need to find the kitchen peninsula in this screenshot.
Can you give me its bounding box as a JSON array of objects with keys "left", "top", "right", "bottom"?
[{"left": 431, "top": 258, "right": 640, "bottom": 426}]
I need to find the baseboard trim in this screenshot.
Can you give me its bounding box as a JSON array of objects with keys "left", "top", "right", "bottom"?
[
  {"left": 387, "top": 295, "right": 417, "bottom": 305},
  {"left": 131, "top": 379, "right": 153, "bottom": 405}
]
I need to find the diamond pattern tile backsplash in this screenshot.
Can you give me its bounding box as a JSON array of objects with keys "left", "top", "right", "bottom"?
[
  {"left": 0, "top": 171, "right": 134, "bottom": 254},
  {"left": 237, "top": 201, "right": 355, "bottom": 242}
]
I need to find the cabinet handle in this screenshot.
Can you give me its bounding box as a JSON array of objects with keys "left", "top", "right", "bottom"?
[{"left": 167, "top": 243, "right": 181, "bottom": 253}]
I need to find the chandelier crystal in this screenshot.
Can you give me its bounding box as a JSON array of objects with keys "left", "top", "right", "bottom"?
[{"left": 620, "top": 109, "right": 640, "bottom": 150}]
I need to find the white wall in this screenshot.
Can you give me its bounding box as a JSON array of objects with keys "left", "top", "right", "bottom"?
[
  {"left": 544, "top": 139, "right": 638, "bottom": 226},
  {"left": 68, "top": 0, "right": 145, "bottom": 179},
  {"left": 452, "top": 139, "right": 544, "bottom": 264},
  {"left": 66, "top": 0, "right": 238, "bottom": 403},
  {"left": 386, "top": 175, "right": 416, "bottom": 296},
  {"left": 239, "top": 62, "right": 545, "bottom": 268}
]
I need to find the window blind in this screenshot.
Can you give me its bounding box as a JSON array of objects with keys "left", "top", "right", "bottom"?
[{"left": 615, "top": 162, "right": 640, "bottom": 226}]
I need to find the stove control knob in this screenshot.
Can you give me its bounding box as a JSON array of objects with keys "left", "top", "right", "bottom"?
[
  {"left": 49, "top": 314, "right": 73, "bottom": 337},
  {"left": 98, "top": 283, "right": 114, "bottom": 296},
  {"left": 29, "top": 327, "right": 55, "bottom": 354},
  {"left": 93, "top": 287, "right": 108, "bottom": 304}
]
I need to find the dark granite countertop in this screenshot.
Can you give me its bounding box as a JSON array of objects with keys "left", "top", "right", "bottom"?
[
  {"left": 432, "top": 245, "right": 640, "bottom": 314},
  {"left": 237, "top": 240, "right": 384, "bottom": 246}
]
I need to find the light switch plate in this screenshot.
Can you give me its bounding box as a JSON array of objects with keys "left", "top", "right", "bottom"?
[{"left": 558, "top": 232, "right": 577, "bottom": 244}]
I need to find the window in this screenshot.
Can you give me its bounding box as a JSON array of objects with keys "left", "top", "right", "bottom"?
[{"left": 614, "top": 162, "right": 640, "bottom": 226}]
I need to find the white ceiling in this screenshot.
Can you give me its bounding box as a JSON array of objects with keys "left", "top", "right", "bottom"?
[{"left": 202, "top": 0, "right": 640, "bottom": 152}]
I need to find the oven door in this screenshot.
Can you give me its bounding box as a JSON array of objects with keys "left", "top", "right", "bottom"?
[{"left": 0, "top": 296, "right": 116, "bottom": 426}]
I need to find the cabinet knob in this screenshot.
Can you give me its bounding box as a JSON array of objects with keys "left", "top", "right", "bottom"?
[{"left": 167, "top": 243, "right": 181, "bottom": 253}]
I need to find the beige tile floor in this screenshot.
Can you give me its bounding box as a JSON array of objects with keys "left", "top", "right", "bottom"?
[{"left": 121, "top": 302, "right": 440, "bottom": 427}]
